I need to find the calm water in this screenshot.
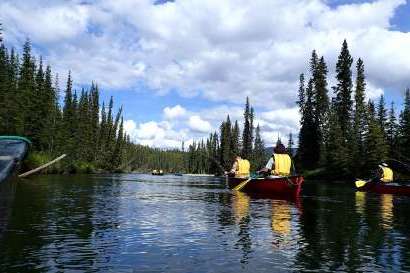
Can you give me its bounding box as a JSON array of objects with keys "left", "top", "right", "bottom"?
[{"left": 1, "top": 174, "right": 410, "bottom": 273}]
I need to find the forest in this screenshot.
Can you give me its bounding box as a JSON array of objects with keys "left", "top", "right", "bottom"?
[
  {"left": 2, "top": 24, "right": 409, "bottom": 177},
  {"left": 297, "top": 40, "right": 410, "bottom": 178},
  {"left": 0, "top": 26, "right": 270, "bottom": 174}
]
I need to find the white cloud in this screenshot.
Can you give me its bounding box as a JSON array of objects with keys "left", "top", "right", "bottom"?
[
  {"left": 124, "top": 119, "right": 187, "bottom": 148},
  {"left": 0, "top": 2, "right": 89, "bottom": 43},
  {"left": 188, "top": 115, "right": 212, "bottom": 133},
  {"left": 2, "top": 0, "right": 410, "bottom": 147},
  {"left": 163, "top": 105, "right": 187, "bottom": 119}
]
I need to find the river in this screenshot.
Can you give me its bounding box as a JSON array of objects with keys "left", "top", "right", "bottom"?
[{"left": 0, "top": 174, "right": 410, "bottom": 273}]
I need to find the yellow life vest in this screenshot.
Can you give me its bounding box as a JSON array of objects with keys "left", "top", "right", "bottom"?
[
  {"left": 272, "top": 154, "right": 292, "bottom": 176},
  {"left": 236, "top": 159, "right": 250, "bottom": 177},
  {"left": 380, "top": 166, "right": 393, "bottom": 183}
]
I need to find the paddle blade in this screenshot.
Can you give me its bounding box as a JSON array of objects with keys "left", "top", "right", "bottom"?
[
  {"left": 355, "top": 180, "right": 367, "bottom": 188},
  {"left": 233, "top": 178, "right": 251, "bottom": 191}
]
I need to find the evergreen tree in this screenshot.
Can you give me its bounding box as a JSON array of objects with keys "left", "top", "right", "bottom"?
[
  {"left": 364, "top": 100, "right": 388, "bottom": 173},
  {"left": 399, "top": 89, "right": 410, "bottom": 158},
  {"left": 90, "top": 83, "right": 100, "bottom": 160},
  {"left": 0, "top": 23, "right": 3, "bottom": 44},
  {"left": 326, "top": 102, "right": 349, "bottom": 176},
  {"left": 250, "top": 107, "right": 254, "bottom": 152},
  {"left": 242, "top": 97, "right": 252, "bottom": 159},
  {"left": 314, "top": 56, "right": 329, "bottom": 127},
  {"left": 40, "top": 65, "right": 58, "bottom": 152},
  {"left": 386, "top": 101, "right": 398, "bottom": 153},
  {"left": 377, "top": 95, "right": 387, "bottom": 136},
  {"left": 312, "top": 54, "right": 329, "bottom": 164},
  {"left": 0, "top": 42, "right": 8, "bottom": 133},
  {"left": 297, "top": 73, "right": 305, "bottom": 113},
  {"left": 220, "top": 115, "right": 232, "bottom": 170},
  {"left": 253, "top": 124, "right": 266, "bottom": 170},
  {"left": 287, "top": 132, "right": 294, "bottom": 155},
  {"left": 231, "top": 120, "right": 240, "bottom": 158},
  {"left": 351, "top": 58, "right": 367, "bottom": 175},
  {"left": 334, "top": 40, "right": 353, "bottom": 135},
  {"left": 19, "top": 39, "right": 36, "bottom": 136},
  {"left": 298, "top": 79, "right": 321, "bottom": 169}
]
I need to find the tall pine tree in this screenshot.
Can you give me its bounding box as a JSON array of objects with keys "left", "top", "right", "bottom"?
[{"left": 334, "top": 40, "right": 353, "bottom": 135}]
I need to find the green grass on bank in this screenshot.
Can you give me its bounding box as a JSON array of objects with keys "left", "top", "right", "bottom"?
[{"left": 23, "top": 152, "right": 98, "bottom": 174}]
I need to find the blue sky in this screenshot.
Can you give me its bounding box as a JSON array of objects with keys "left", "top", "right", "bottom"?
[{"left": 1, "top": 0, "right": 410, "bottom": 147}]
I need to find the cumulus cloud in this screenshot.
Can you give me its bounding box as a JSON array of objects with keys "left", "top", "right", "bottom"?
[
  {"left": 188, "top": 115, "right": 213, "bottom": 133},
  {"left": 163, "top": 105, "right": 187, "bottom": 119},
  {"left": 124, "top": 119, "right": 187, "bottom": 148},
  {"left": 2, "top": 0, "right": 410, "bottom": 147}
]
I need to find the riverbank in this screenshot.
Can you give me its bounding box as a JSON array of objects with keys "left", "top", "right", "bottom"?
[{"left": 23, "top": 152, "right": 113, "bottom": 175}]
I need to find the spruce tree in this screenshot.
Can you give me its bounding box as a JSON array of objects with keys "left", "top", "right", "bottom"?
[
  {"left": 351, "top": 58, "right": 367, "bottom": 175},
  {"left": 364, "top": 100, "right": 388, "bottom": 173},
  {"left": 334, "top": 40, "right": 353, "bottom": 135},
  {"left": 326, "top": 102, "right": 349, "bottom": 176},
  {"left": 297, "top": 73, "right": 305, "bottom": 113},
  {"left": 19, "top": 39, "right": 36, "bottom": 136},
  {"left": 3, "top": 48, "right": 20, "bottom": 134},
  {"left": 386, "top": 101, "right": 398, "bottom": 153},
  {"left": 253, "top": 124, "right": 266, "bottom": 170},
  {"left": 231, "top": 120, "right": 240, "bottom": 159},
  {"left": 220, "top": 115, "right": 232, "bottom": 170},
  {"left": 314, "top": 56, "right": 329, "bottom": 126},
  {"left": 0, "top": 23, "right": 3, "bottom": 44},
  {"left": 242, "top": 97, "right": 252, "bottom": 159},
  {"left": 399, "top": 89, "right": 410, "bottom": 158},
  {"left": 377, "top": 95, "right": 387, "bottom": 136},
  {"left": 86, "top": 83, "right": 100, "bottom": 160},
  {"left": 0, "top": 42, "right": 8, "bottom": 133},
  {"left": 287, "top": 132, "right": 294, "bottom": 155},
  {"left": 298, "top": 79, "right": 321, "bottom": 169},
  {"left": 313, "top": 55, "right": 329, "bottom": 164}
]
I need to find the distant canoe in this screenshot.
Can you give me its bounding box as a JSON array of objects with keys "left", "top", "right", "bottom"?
[
  {"left": 0, "top": 136, "right": 31, "bottom": 184},
  {"left": 355, "top": 180, "right": 410, "bottom": 196},
  {"left": 227, "top": 175, "right": 304, "bottom": 197},
  {"left": 152, "top": 169, "right": 164, "bottom": 176}
]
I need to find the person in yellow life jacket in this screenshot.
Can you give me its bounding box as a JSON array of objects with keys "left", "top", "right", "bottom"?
[
  {"left": 258, "top": 142, "right": 294, "bottom": 176},
  {"left": 378, "top": 163, "right": 393, "bottom": 183},
  {"left": 227, "top": 155, "right": 250, "bottom": 178}
]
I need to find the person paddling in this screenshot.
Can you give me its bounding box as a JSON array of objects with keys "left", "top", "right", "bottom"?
[
  {"left": 258, "top": 142, "right": 294, "bottom": 176},
  {"left": 377, "top": 162, "right": 394, "bottom": 183},
  {"left": 226, "top": 155, "right": 250, "bottom": 178}
]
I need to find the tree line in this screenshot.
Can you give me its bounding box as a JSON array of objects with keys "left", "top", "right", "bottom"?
[
  {"left": 184, "top": 97, "right": 268, "bottom": 174},
  {"left": 298, "top": 40, "right": 410, "bottom": 178},
  {"left": 0, "top": 38, "right": 133, "bottom": 172}
]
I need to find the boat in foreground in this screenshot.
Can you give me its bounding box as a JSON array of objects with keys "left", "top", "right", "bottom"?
[
  {"left": 227, "top": 175, "right": 304, "bottom": 197},
  {"left": 355, "top": 179, "right": 410, "bottom": 196},
  {"left": 0, "top": 136, "right": 31, "bottom": 184}
]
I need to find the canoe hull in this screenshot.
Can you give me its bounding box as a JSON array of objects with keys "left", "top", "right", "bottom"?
[
  {"left": 0, "top": 136, "right": 30, "bottom": 184},
  {"left": 356, "top": 181, "right": 410, "bottom": 196},
  {"left": 227, "top": 176, "right": 304, "bottom": 197}
]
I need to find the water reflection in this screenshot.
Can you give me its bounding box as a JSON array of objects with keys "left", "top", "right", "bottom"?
[
  {"left": 1, "top": 176, "right": 410, "bottom": 272},
  {"left": 232, "top": 191, "right": 250, "bottom": 223},
  {"left": 0, "top": 178, "right": 17, "bottom": 239},
  {"left": 271, "top": 200, "right": 292, "bottom": 248},
  {"left": 380, "top": 194, "right": 393, "bottom": 230}
]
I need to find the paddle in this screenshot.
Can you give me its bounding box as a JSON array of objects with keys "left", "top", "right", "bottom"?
[
  {"left": 233, "top": 177, "right": 252, "bottom": 191},
  {"left": 355, "top": 179, "right": 368, "bottom": 188}
]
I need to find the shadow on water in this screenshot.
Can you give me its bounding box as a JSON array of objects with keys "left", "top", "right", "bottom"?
[
  {"left": 0, "top": 178, "right": 18, "bottom": 239},
  {"left": 1, "top": 175, "right": 410, "bottom": 272}
]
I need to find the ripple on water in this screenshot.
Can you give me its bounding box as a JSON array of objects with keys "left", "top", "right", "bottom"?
[{"left": 1, "top": 175, "right": 410, "bottom": 273}]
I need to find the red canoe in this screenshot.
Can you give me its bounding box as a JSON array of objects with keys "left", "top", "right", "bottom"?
[
  {"left": 356, "top": 180, "right": 410, "bottom": 196},
  {"left": 227, "top": 176, "right": 304, "bottom": 197}
]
